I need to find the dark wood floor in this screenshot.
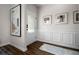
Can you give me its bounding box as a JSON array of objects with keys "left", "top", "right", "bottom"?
[
  {"left": 1, "top": 45, "right": 26, "bottom": 55},
  {"left": 26, "top": 41, "right": 53, "bottom": 55},
  {"left": 0, "top": 41, "right": 52, "bottom": 55}
]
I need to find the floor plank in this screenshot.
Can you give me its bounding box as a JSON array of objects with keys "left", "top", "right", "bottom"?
[
  {"left": 2, "top": 45, "right": 27, "bottom": 55},
  {"left": 25, "top": 41, "right": 53, "bottom": 55}
]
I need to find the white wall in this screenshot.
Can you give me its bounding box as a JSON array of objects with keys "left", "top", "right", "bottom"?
[
  {"left": 10, "top": 4, "right": 27, "bottom": 51},
  {"left": 0, "top": 4, "right": 11, "bottom": 46},
  {"left": 9, "top": 4, "right": 38, "bottom": 51},
  {"left": 38, "top": 4, "right": 79, "bottom": 49},
  {"left": 0, "top": 4, "right": 38, "bottom": 52}
]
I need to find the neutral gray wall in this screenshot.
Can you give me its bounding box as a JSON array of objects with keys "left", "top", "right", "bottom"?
[
  {"left": 38, "top": 4, "right": 79, "bottom": 49},
  {"left": 0, "top": 4, "right": 11, "bottom": 46},
  {"left": 9, "top": 4, "right": 27, "bottom": 51}
]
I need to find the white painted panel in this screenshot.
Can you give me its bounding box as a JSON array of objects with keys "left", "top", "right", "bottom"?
[
  {"left": 53, "top": 32, "right": 61, "bottom": 42},
  {"left": 75, "top": 32, "right": 79, "bottom": 46},
  {"left": 38, "top": 32, "right": 45, "bottom": 40},
  {"left": 62, "top": 32, "right": 74, "bottom": 45},
  {"left": 43, "top": 32, "right": 51, "bottom": 40}
]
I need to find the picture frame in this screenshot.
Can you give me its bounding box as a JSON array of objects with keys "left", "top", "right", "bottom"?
[
  {"left": 43, "top": 15, "right": 52, "bottom": 24},
  {"left": 10, "top": 4, "right": 21, "bottom": 37},
  {"left": 73, "top": 10, "right": 79, "bottom": 24},
  {"left": 55, "top": 13, "right": 68, "bottom": 24}
]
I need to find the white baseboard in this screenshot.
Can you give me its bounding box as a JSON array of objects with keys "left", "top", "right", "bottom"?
[
  {"left": 0, "top": 42, "right": 10, "bottom": 47},
  {"left": 10, "top": 43, "right": 27, "bottom": 52}
]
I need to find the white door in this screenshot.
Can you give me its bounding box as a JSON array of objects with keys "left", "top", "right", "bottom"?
[{"left": 26, "top": 15, "right": 37, "bottom": 45}]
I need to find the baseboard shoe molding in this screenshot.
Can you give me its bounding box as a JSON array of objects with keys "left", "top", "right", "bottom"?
[{"left": 37, "top": 40, "right": 79, "bottom": 51}]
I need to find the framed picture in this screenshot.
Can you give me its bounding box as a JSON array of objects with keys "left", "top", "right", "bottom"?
[
  {"left": 43, "top": 15, "right": 52, "bottom": 24},
  {"left": 55, "top": 13, "right": 68, "bottom": 24},
  {"left": 73, "top": 10, "right": 79, "bottom": 24},
  {"left": 10, "top": 4, "right": 21, "bottom": 37}
]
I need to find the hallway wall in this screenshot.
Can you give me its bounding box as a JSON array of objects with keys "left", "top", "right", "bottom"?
[
  {"left": 0, "top": 4, "right": 11, "bottom": 46},
  {"left": 37, "top": 4, "right": 79, "bottom": 49},
  {"left": 9, "top": 4, "right": 27, "bottom": 51},
  {"left": 0, "top": 4, "right": 27, "bottom": 51}
]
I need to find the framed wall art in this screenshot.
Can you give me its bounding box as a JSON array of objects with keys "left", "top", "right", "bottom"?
[
  {"left": 10, "top": 4, "right": 21, "bottom": 37},
  {"left": 55, "top": 13, "right": 68, "bottom": 24},
  {"left": 43, "top": 15, "right": 52, "bottom": 24},
  {"left": 73, "top": 10, "right": 79, "bottom": 24}
]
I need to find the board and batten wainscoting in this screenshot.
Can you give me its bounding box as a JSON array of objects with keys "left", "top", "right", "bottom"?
[{"left": 38, "top": 32, "right": 79, "bottom": 50}]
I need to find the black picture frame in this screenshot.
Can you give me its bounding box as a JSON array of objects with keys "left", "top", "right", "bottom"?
[
  {"left": 73, "top": 10, "right": 79, "bottom": 24},
  {"left": 10, "top": 4, "right": 21, "bottom": 37}
]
